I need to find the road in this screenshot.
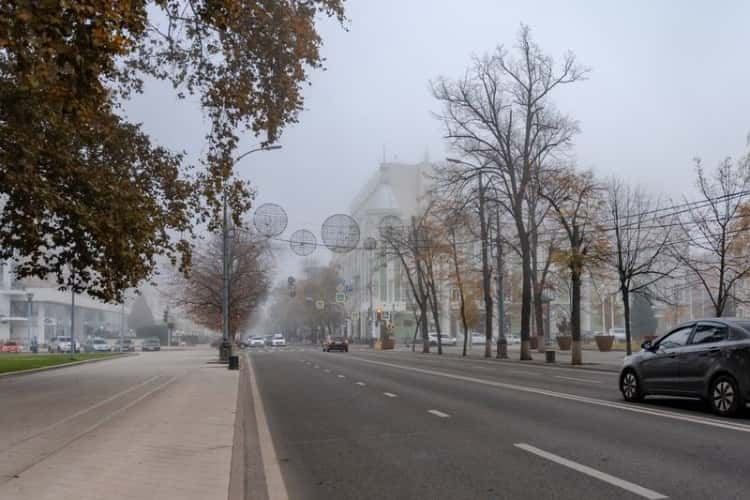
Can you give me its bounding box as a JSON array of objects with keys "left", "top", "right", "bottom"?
[
  {"left": 247, "top": 346, "right": 750, "bottom": 500},
  {"left": 0, "top": 348, "right": 237, "bottom": 500}
]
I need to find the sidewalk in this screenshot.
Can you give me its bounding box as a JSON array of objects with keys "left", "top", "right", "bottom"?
[
  {"left": 0, "top": 354, "right": 239, "bottom": 500},
  {"left": 391, "top": 344, "right": 627, "bottom": 372}
]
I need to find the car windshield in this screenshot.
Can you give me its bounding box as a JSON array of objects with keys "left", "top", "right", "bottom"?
[{"left": 7, "top": 5, "right": 750, "bottom": 499}]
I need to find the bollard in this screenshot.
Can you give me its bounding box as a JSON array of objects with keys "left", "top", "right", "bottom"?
[
  {"left": 545, "top": 350, "right": 556, "bottom": 363},
  {"left": 228, "top": 355, "right": 239, "bottom": 370}
]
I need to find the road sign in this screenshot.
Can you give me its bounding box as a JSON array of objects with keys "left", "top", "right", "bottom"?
[
  {"left": 336, "top": 283, "right": 345, "bottom": 293},
  {"left": 335, "top": 292, "right": 346, "bottom": 304},
  {"left": 315, "top": 300, "right": 325, "bottom": 310}
]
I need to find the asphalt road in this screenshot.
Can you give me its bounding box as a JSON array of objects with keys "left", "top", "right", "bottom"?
[{"left": 248, "top": 346, "right": 750, "bottom": 500}]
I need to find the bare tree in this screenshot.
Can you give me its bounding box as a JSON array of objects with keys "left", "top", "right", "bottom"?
[
  {"left": 432, "top": 25, "right": 588, "bottom": 360},
  {"left": 540, "top": 168, "right": 604, "bottom": 365},
  {"left": 606, "top": 177, "right": 676, "bottom": 354},
  {"left": 172, "top": 227, "right": 271, "bottom": 343},
  {"left": 674, "top": 148, "right": 750, "bottom": 316}
]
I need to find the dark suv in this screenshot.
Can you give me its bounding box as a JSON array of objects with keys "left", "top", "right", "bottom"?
[{"left": 620, "top": 318, "right": 750, "bottom": 416}]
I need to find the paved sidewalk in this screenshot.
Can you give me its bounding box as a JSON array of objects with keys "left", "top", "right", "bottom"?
[
  {"left": 0, "top": 356, "right": 239, "bottom": 500},
  {"left": 384, "top": 343, "right": 628, "bottom": 372}
]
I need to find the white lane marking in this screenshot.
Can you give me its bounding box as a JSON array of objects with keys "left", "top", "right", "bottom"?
[
  {"left": 515, "top": 443, "right": 667, "bottom": 499},
  {"left": 555, "top": 375, "right": 602, "bottom": 384},
  {"left": 337, "top": 374, "right": 345, "bottom": 378},
  {"left": 247, "top": 354, "right": 290, "bottom": 500},
  {"left": 314, "top": 365, "right": 320, "bottom": 369},
  {"left": 355, "top": 382, "right": 366, "bottom": 386},
  {"left": 427, "top": 409, "right": 450, "bottom": 418},
  {"left": 383, "top": 392, "right": 398, "bottom": 398},
  {"left": 0, "top": 374, "right": 161, "bottom": 453},
  {"left": 351, "top": 357, "right": 750, "bottom": 434},
  {"left": 324, "top": 369, "right": 331, "bottom": 373}
]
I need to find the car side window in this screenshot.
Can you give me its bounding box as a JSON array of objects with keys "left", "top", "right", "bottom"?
[
  {"left": 691, "top": 324, "right": 728, "bottom": 344},
  {"left": 657, "top": 326, "right": 693, "bottom": 349}
]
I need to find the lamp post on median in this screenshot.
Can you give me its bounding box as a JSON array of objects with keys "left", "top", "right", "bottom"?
[{"left": 221, "top": 144, "right": 282, "bottom": 362}]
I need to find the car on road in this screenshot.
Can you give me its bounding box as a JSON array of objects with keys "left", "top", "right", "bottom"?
[
  {"left": 428, "top": 333, "right": 457, "bottom": 346},
  {"left": 620, "top": 318, "right": 750, "bottom": 416},
  {"left": 457, "top": 332, "right": 489, "bottom": 345},
  {"left": 141, "top": 338, "right": 161, "bottom": 351},
  {"left": 264, "top": 335, "right": 274, "bottom": 346},
  {"left": 246, "top": 336, "right": 266, "bottom": 348},
  {"left": 48, "top": 336, "right": 80, "bottom": 353},
  {"left": 324, "top": 336, "right": 348, "bottom": 352},
  {"left": 113, "top": 338, "right": 135, "bottom": 352},
  {"left": 83, "top": 338, "right": 111, "bottom": 353},
  {"left": 1, "top": 340, "right": 21, "bottom": 353},
  {"left": 271, "top": 333, "right": 286, "bottom": 347}
]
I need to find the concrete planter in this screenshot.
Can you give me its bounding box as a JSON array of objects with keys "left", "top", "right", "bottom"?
[
  {"left": 556, "top": 335, "right": 572, "bottom": 351},
  {"left": 595, "top": 335, "right": 615, "bottom": 352},
  {"left": 375, "top": 338, "right": 395, "bottom": 350}
]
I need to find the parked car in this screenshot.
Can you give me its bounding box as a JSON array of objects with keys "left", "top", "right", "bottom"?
[
  {"left": 264, "top": 335, "right": 274, "bottom": 346},
  {"left": 1, "top": 340, "right": 21, "bottom": 353},
  {"left": 271, "top": 333, "right": 286, "bottom": 347},
  {"left": 141, "top": 338, "right": 161, "bottom": 351},
  {"left": 428, "top": 333, "right": 457, "bottom": 346},
  {"left": 620, "top": 318, "right": 750, "bottom": 416},
  {"left": 247, "top": 336, "right": 266, "bottom": 348},
  {"left": 324, "top": 336, "right": 348, "bottom": 352},
  {"left": 48, "top": 336, "right": 79, "bottom": 353},
  {"left": 83, "top": 337, "right": 111, "bottom": 353},
  {"left": 505, "top": 334, "right": 521, "bottom": 345},
  {"left": 113, "top": 338, "right": 135, "bottom": 352}
]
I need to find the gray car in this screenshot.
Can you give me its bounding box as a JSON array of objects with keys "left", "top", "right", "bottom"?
[{"left": 619, "top": 318, "right": 750, "bottom": 416}]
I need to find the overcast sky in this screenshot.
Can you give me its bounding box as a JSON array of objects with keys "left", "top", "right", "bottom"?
[{"left": 125, "top": 0, "right": 750, "bottom": 279}]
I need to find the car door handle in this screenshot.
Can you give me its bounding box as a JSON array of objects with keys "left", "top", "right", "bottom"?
[
  {"left": 668, "top": 352, "right": 678, "bottom": 358},
  {"left": 699, "top": 347, "right": 721, "bottom": 356}
]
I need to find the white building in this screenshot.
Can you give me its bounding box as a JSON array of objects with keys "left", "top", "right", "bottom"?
[{"left": 0, "top": 261, "right": 125, "bottom": 344}]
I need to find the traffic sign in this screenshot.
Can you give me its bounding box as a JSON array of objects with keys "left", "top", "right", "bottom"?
[
  {"left": 335, "top": 292, "right": 346, "bottom": 303},
  {"left": 315, "top": 300, "right": 325, "bottom": 310}
]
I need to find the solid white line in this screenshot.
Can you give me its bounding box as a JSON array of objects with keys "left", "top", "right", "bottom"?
[
  {"left": 355, "top": 382, "right": 366, "bottom": 386},
  {"left": 555, "top": 375, "right": 602, "bottom": 384},
  {"left": 337, "top": 374, "right": 346, "bottom": 378},
  {"left": 515, "top": 443, "right": 667, "bottom": 499},
  {"left": 383, "top": 392, "right": 398, "bottom": 398},
  {"left": 427, "top": 409, "right": 450, "bottom": 418},
  {"left": 247, "top": 354, "right": 289, "bottom": 500},
  {"left": 351, "top": 357, "right": 750, "bottom": 434}
]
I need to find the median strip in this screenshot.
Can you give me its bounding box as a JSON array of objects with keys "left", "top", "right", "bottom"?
[{"left": 514, "top": 443, "right": 667, "bottom": 499}]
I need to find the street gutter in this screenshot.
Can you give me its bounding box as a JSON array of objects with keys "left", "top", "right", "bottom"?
[{"left": 0, "top": 353, "right": 136, "bottom": 379}]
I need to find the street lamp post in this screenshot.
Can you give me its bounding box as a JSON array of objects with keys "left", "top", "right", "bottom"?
[
  {"left": 221, "top": 144, "right": 281, "bottom": 362},
  {"left": 26, "top": 292, "right": 33, "bottom": 348}
]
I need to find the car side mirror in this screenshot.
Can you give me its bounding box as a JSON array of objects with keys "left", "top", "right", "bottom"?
[{"left": 641, "top": 340, "right": 653, "bottom": 351}]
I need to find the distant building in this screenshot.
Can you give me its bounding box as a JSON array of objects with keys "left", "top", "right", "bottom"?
[{"left": 0, "top": 261, "right": 126, "bottom": 343}]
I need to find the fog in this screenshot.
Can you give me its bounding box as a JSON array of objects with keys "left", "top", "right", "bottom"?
[{"left": 124, "top": 0, "right": 750, "bottom": 281}]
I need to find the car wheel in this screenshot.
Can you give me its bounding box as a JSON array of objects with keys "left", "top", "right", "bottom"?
[
  {"left": 709, "top": 375, "right": 742, "bottom": 417},
  {"left": 620, "top": 369, "right": 643, "bottom": 402}
]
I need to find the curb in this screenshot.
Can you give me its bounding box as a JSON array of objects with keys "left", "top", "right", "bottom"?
[{"left": 0, "top": 353, "right": 137, "bottom": 379}]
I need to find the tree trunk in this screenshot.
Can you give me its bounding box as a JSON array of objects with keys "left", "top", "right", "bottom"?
[
  {"left": 478, "top": 173, "right": 493, "bottom": 358},
  {"left": 420, "top": 303, "right": 429, "bottom": 353},
  {"left": 519, "top": 235, "right": 533, "bottom": 360},
  {"left": 621, "top": 287, "right": 632, "bottom": 356},
  {"left": 571, "top": 268, "right": 583, "bottom": 365},
  {"left": 533, "top": 288, "right": 545, "bottom": 353}
]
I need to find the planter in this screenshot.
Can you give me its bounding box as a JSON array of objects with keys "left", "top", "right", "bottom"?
[
  {"left": 594, "top": 335, "right": 614, "bottom": 352},
  {"left": 556, "top": 335, "right": 572, "bottom": 351},
  {"left": 530, "top": 336, "right": 539, "bottom": 350},
  {"left": 381, "top": 338, "right": 395, "bottom": 350}
]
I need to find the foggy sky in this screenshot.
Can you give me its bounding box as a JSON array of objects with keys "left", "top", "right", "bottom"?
[{"left": 124, "top": 0, "right": 750, "bottom": 280}]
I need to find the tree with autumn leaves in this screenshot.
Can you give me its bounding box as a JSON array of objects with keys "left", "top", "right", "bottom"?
[{"left": 0, "top": 0, "right": 345, "bottom": 301}]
